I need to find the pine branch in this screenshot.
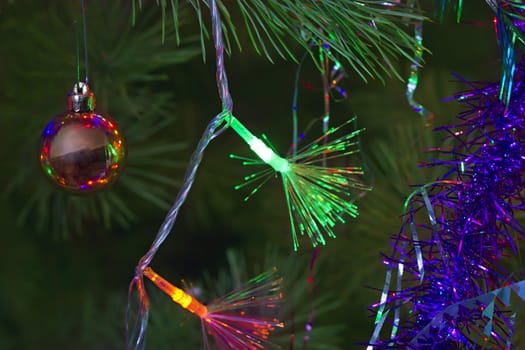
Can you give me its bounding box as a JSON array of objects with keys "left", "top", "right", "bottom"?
[{"left": 140, "top": 0, "right": 425, "bottom": 82}]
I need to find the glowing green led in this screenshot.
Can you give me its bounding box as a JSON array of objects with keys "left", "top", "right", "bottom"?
[
  {"left": 229, "top": 115, "right": 290, "bottom": 173},
  {"left": 231, "top": 116, "right": 371, "bottom": 250}
]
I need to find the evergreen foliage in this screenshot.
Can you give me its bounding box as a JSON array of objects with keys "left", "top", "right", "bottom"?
[
  {"left": 0, "top": 1, "right": 512, "bottom": 349},
  {"left": 139, "top": 0, "right": 424, "bottom": 81}
]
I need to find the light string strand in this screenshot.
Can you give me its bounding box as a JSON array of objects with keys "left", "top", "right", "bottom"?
[
  {"left": 126, "top": 111, "right": 228, "bottom": 350},
  {"left": 210, "top": 0, "right": 233, "bottom": 112},
  {"left": 320, "top": 44, "right": 331, "bottom": 164},
  {"left": 288, "top": 50, "right": 308, "bottom": 350},
  {"left": 126, "top": 0, "right": 240, "bottom": 347},
  {"left": 300, "top": 43, "right": 335, "bottom": 348},
  {"left": 291, "top": 50, "right": 310, "bottom": 158}
]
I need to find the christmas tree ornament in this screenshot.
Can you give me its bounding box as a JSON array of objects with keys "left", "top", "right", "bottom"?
[
  {"left": 40, "top": 0, "right": 126, "bottom": 193},
  {"left": 40, "top": 82, "right": 126, "bottom": 193},
  {"left": 367, "top": 3, "right": 525, "bottom": 348},
  {"left": 368, "top": 49, "right": 525, "bottom": 350}
]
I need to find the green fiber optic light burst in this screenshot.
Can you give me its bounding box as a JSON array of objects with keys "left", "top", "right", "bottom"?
[{"left": 229, "top": 114, "right": 371, "bottom": 251}]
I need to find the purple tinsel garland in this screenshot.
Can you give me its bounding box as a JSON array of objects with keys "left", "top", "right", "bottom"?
[{"left": 368, "top": 59, "right": 525, "bottom": 349}]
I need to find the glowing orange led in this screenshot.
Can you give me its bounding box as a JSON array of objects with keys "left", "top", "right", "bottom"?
[{"left": 143, "top": 267, "right": 208, "bottom": 318}]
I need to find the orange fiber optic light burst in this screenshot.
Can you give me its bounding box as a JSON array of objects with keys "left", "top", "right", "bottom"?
[{"left": 143, "top": 267, "right": 284, "bottom": 350}]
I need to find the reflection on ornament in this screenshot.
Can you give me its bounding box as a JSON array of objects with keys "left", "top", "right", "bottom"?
[{"left": 40, "top": 82, "right": 126, "bottom": 193}]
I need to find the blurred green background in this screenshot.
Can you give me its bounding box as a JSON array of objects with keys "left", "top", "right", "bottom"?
[{"left": 0, "top": 1, "right": 502, "bottom": 349}]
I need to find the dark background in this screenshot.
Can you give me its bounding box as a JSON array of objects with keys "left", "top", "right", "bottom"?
[{"left": 0, "top": 1, "right": 502, "bottom": 349}]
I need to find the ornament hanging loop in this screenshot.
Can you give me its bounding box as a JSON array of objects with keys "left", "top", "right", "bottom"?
[{"left": 68, "top": 82, "right": 96, "bottom": 112}]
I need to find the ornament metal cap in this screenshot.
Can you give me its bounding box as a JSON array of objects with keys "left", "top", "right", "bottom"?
[{"left": 68, "top": 82, "right": 96, "bottom": 113}]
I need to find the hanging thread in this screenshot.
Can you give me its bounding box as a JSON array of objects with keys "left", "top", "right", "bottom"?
[{"left": 81, "top": 0, "right": 89, "bottom": 83}]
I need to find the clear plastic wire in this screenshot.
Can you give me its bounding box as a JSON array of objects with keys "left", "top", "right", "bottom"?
[
  {"left": 126, "top": 112, "right": 229, "bottom": 350},
  {"left": 126, "top": 0, "right": 235, "bottom": 347},
  {"left": 291, "top": 50, "right": 310, "bottom": 158},
  {"left": 211, "top": 0, "right": 233, "bottom": 112}
]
